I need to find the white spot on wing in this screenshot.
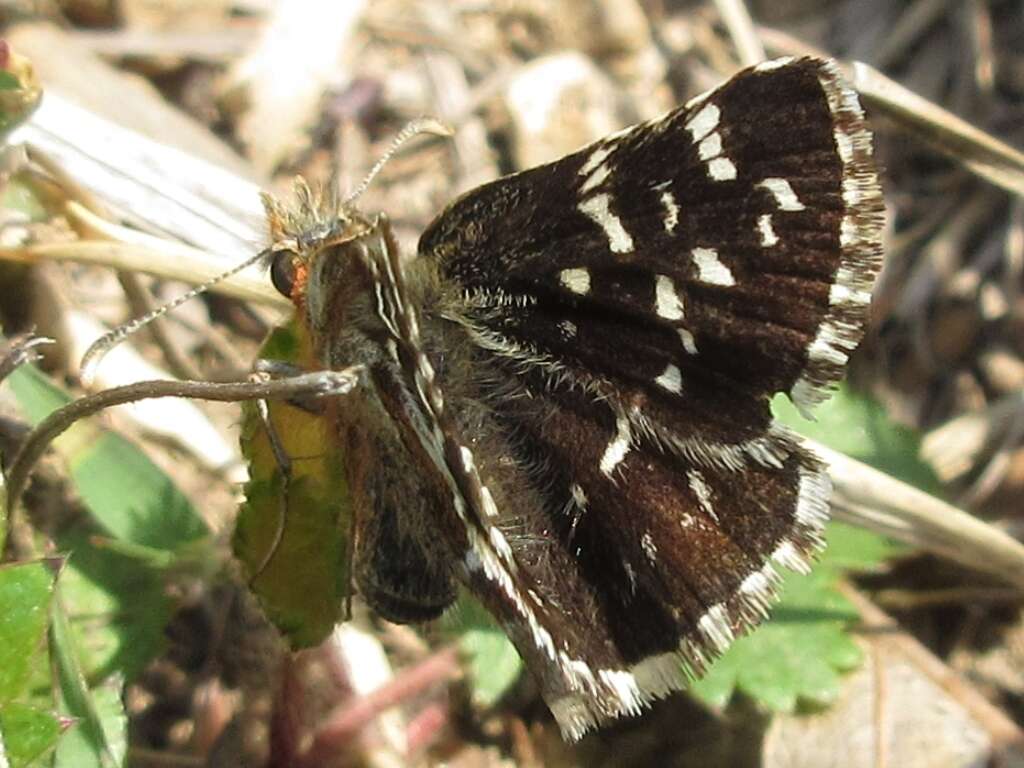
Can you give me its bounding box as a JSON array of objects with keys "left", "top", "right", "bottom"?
[
  {"left": 758, "top": 177, "right": 805, "bottom": 210},
  {"left": 740, "top": 565, "right": 773, "bottom": 597},
  {"left": 834, "top": 129, "right": 854, "bottom": 164},
  {"left": 559, "top": 319, "right": 578, "bottom": 338},
  {"left": 829, "top": 281, "right": 871, "bottom": 307},
  {"left": 641, "top": 532, "right": 657, "bottom": 561},
  {"left": 580, "top": 163, "right": 610, "bottom": 194},
  {"left": 655, "top": 363, "right": 682, "bottom": 393},
  {"left": 598, "top": 670, "right": 643, "bottom": 715},
  {"left": 795, "top": 464, "right": 830, "bottom": 528},
  {"left": 661, "top": 191, "right": 679, "bottom": 233},
  {"left": 655, "top": 275, "right": 684, "bottom": 319},
  {"left": 578, "top": 193, "right": 634, "bottom": 254},
  {"left": 570, "top": 483, "right": 588, "bottom": 508},
  {"left": 600, "top": 411, "right": 632, "bottom": 477},
  {"left": 708, "top": 157, "right": 737, "bottom": 181},
  {"left": 560, "top": 267, "right": 591, "bottom": 295},
  {"left": 806, "top": 320, "right": 850, "bottom": 366},
  {"left": 579, "top": 145, "right": 613, "bottom": 177},
  {"left": 840, "top": 215, "right": 858, "bottom": 246},
  {"left": 486, "top": 524, "right": 515, "bottom": 571},
  {"left": 685, "top": 102, "right": 720, "bottom": 141},
  {"left": 757, "top": 214, "right": 778, "bottom": 247},
  {"left": 842, "top": 176, "right": 861, "bottom": 207},
  {"left": 691, "top": 247, "right": 735, "bottom": 286},
  {"left": 480, "top": 485, "right": 500, "bottom": 519},
  {"left": 698, "top": 132, "right": 722, "bottom": 160},
  {"left": 678, "top": 327, "right": 698, "bottom": 354},
  {"left": 687, "top": 469, "right": 718, "bottom": 522},
  {"left": 738, "top": 562, "right": 779, "bottom": 620}
]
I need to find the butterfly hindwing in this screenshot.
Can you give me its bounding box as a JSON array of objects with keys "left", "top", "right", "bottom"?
[{"left": 452, "top": 378, "right": 829, "bottom": 737}]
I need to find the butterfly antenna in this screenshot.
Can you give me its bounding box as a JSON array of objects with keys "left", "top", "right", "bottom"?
[
  {"left": 343, "top": 117, "right": 453, "bottom": 206},
  {"left": 80, "top": 250, "right": 267, "bottom": 385}
]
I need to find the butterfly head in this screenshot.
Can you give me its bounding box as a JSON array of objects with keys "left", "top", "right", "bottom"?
[
  {"left": 260, "top": 176, "right": 403, "bottom": 357},
  {"left": 261, "top": 177, "right": 379, "bottom": 301}
]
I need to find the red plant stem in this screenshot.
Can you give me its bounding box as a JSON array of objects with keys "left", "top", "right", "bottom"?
[{"left": 300, "top": 646, "right": 460, "bottom": 765}]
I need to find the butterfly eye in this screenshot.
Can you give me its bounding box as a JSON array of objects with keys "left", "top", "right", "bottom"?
[{"left": 270, "top": 250, "right": 298, "bottom": 297}]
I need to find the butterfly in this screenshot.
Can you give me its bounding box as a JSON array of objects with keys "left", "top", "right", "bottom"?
[{"left": 256, "top": 56, "right": 884, "bottom": 740}]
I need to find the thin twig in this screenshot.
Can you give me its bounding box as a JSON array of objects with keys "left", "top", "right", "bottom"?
[
  {"left": 301, "top": 646, "right": 460, "bottom": 766},
  {"left": 0, "top": 333, "right": 54, "bottom": 385},
  {"left": 117, "top": 272, "right": 204, "bottom": 382},
  {"left": 5, "top": 369, "right": 361, "bottom": 518},
  {"left": 815, "top": 440, "right": 1024, "bottom": 591},
  {"left": 757, "top": 28, "right": 1024, "bottom": 197},
  {"left": 248, "top": 395, "right": 294, "bottom": 581},
  {"left": 840, "top": 584, "right": 1024, "bottom": 749},
  {"left": 712, "top": 0, "right": 765, "bottom": 66}
]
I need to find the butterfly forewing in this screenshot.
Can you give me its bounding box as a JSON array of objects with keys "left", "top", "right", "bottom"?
[{"left": 421, "top": 57, "right": 883, "bottom": 420}]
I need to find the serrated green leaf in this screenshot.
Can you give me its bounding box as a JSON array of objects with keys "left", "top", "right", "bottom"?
[
  {"left": 686, "top": 481, "right": 902, "bottom": 713},
  {"left": 52, "top": 680, "right": 125, "bottom": 768},
  {"left": 0, "top": 702, "right": 60, "bottom": 767},
  {"left": 234, "top": 321, "right": 351, "bottom": 648},
  {"left": 50, "top": 587, "right": 125, "bottom": 768},
  {"left": 690, "top": 569, "right": 861, "bottom": 711},
  {"left": 0, "top": 561, "right": 55, "bottom": 702}
]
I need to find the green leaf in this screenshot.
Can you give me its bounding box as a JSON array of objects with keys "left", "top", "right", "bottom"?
[
  {"left": 773, "top": 386, "right": 941, "bottom": 495},
  {"left": 0, "top": 563, "right": 60, "bottom": 766},
  {"left": 52, "top": 680, "right": 126, "bottom": 768},
  {"left": 444, "top": 595, "right": 523, "bottom": 708},
  {"left": 55, "top": 525, "right": 172, "bottom": 683},
  {"left": 821, "top": 521, "right": 903, "bottom": 573},
  {"left": 0, "top": 460, "right": 7, "bottom": 557},
  {"left": 0, "top": 702, "right": 61, "bottom": 767},
  {"left": 690, "top": 569, "right": 862, "bottom": 711},
  {"left": 5, "top": 364, "right": 208, "bottom": 550},
  {"left": 234, "top": 321, "right": 352, "bottom": 648},
  {"left": 0, "top": 561, "right": 56, "bottom": 702},
  {"left": 686, "top": 516, "right": 901, "bottom": 712},
  {"left": 49, "top": 588, "right": 125, "bottom": 768}
]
